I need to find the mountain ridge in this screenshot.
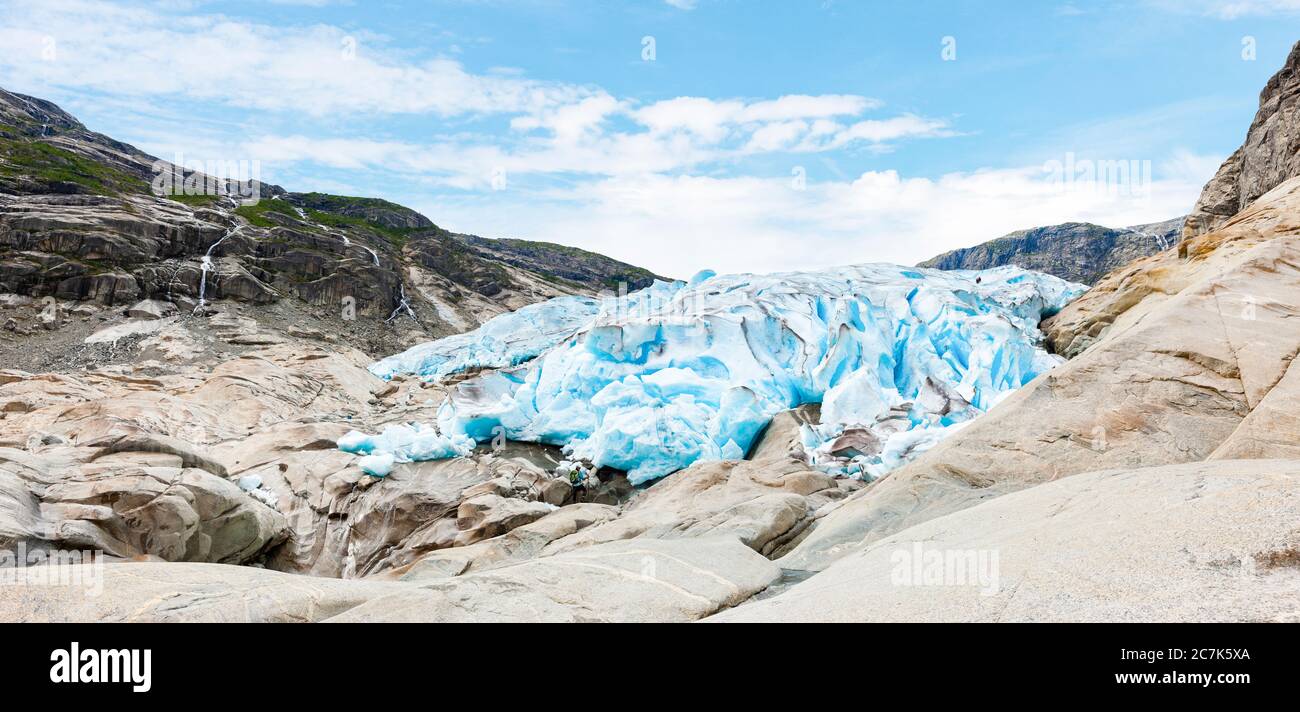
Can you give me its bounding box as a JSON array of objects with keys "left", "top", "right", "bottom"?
[
  {"left": 917, "top": 216, "right": 1184, "bottom": 285},
  {"left": 0, "top": 87, "right": 663, "bottom": 363}
]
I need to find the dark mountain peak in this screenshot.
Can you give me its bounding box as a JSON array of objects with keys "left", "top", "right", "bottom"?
[
  {"left": 918, "top": 217, "right": 1184, "bottom": 285},
  {"left": 0, "top": 89, "right": 86, "bottom": 136}
]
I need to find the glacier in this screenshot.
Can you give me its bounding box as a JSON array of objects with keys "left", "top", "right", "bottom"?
[
  {"left": 341, "top": 264, "right": 1086, "bottom": 485},
  {"left": 369, "top": 295, "right": 604, "bottom": 382},
  {"left": 369, "top": 279, "right": 689, "bottom": 382}
]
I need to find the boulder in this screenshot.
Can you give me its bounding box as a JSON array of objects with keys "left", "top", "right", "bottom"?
[
  {"left": 0, "top": 449, "right": 287, "bottom": 564},
  {"left": 125, "top": 299, "right": 175, "bottom": 319}
]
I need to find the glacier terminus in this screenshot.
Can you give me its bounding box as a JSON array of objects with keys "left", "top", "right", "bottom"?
[{"left": 339, "top": 264, "right": 1086, "bottom": 484}]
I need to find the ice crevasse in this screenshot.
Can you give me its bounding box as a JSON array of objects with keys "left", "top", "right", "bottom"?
[{"left": 339, "top": 264, "right": 1086, "bottom": 484}]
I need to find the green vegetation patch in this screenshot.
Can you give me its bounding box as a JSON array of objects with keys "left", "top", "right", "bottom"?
[
  {"left": 306, "top": 208, "right": 418, "bottom": 248},
  {"left": 164, "top": 192, "right": 221, "bottom": 207},
  {"left": 234, "top": 198, "right": 302, "bottom": 228},
  {"left": 297, "top": 192, "right": 413, "bottom": 214},
  {"left": 0, "top": 136, "right": 147, "bottom": 195}
]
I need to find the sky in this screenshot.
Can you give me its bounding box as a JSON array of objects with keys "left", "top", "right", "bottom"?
[{"left": 0, "top": 0, "right": 1297, "bottom": 278}]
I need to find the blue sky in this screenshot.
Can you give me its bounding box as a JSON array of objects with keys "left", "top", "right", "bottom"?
[{"left": 0, "top": 0, "right": 1297, "bottom": 276}]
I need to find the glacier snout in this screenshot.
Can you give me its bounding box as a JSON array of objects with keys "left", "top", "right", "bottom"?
[{"left": 342, "top": 264, "right": 1085, "bottom": 485}]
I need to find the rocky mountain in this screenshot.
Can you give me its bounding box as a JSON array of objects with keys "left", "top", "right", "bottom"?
[
  {"left": 1186, "top": 40, "right": 1300, "bottom": 238},
  {"left": 0, "top": 87, "right": 662, "bottom": 368},
  {"left": 917, "top": 216, "right": 1184, "bottom": 285}
]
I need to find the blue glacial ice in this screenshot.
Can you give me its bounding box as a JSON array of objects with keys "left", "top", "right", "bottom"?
[
  {"left": 341, "top": 264, "right": 1086, "bottom": 484},
  {"left": 337, "top": 424, "right": 474, "bottom": 477},
  {"left": 369, "top": 295, "right": 606, "bottom": 382}
]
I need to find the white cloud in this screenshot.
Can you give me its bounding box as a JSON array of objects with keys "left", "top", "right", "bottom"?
[
  {"left": 827, "top": 115, "right": 955, "bottom": 148},
  {"left": 0, "top": 0, "right": 950, "bottom": 183},
  {"left": 421, "top": 156, "right": 1217, "bottom": 278},
  {"left": 736, "top": 94, "right": 880, "bottom": 121},
  {"left": 511, "top": 94, "right": 626, "bottom": 143},
  {"left": 745, "top": 121, "right": 809, "bottom": 152},
  {"left": 235, "top": 91, "right": 950, "bottom": 188},
  {"left": 665, "top": 0, "right": 698, "bottom": 9},
  {"left": 1153, "top": 0, "right": 1300, "bottom": 18},
  {"left": 632, "top": 94, "right": 881, "bottom": 140},
  {"left": 1211, "top": 0, "right": 1300, "bottom": 18},
  {"left": 239, "top": 109, "right": 955, "bottom": 190},
  {"left": 0, "top": 0, "right": 590, "bottom": 118}
]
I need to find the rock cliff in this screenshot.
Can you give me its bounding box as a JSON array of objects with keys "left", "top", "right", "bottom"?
[{"left": 1186, "top": 40, "right": 1300, "bottom": 237}]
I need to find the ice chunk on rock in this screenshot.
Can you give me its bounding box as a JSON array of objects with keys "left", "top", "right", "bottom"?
[
  {"left": 338, "top": 424, "right": 474, "bottom": 477},
  {"left": 351, "top": 264, "right": 1086, "bottom": 485},
  {"left": 357, "top": 454, "right": 396, "bottom": 478}
]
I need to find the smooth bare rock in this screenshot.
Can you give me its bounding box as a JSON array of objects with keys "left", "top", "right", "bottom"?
[
  {"left": 781, "top": 179, "right": 1300, "bottom": 573},
  {"left": 330, "top": 537, "right": 781, "bottom": 622},
  {"left": 2, "top": 536, "right": 776, "bottom": 622},
  {"left": 1188, "top": 41, "right": 1300, "bottom": 237},
  {"left": 0, "top": 463, "right": 43, "bottom": 544},
  {"left": 241, "top": 446, "right": 564, "bottom": 578},
  {"left": 138, "top": 323, "right": 204, "bottom": 361},
  {"left": 0, "top": 345, "right": 381, "bottom": 572},
  {"left": 284, "top": 456, "right": 495, "bottom": 578},
  {"left": 1045, "top": 176, "right": 1300, "bottom": 360},
  {"left": 542, "top": 457, "right": 840, "bottom": 558},
  {"left": 93, "top": 433, "right": 229, "bottom": 477},
  {"left": 43, "top": 465, "right": 287, "bottom": 562},
  {"left": 712, "top": 460, "right": 1300, "bottom": 622},
  {"left": 0, "top": 371, "right": 109, "bottom": 428},
  {"left": 336, "top": 455, "right": 573, "bottom": 577},
  {"left": 0, "top": 561, "right": 407, "bottom": 622}
]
